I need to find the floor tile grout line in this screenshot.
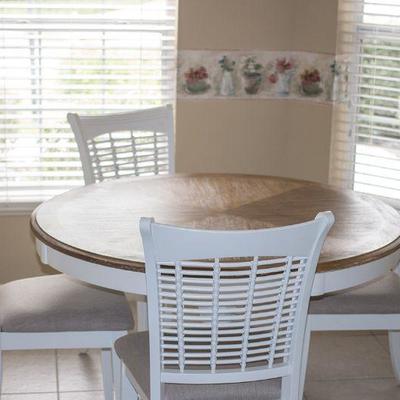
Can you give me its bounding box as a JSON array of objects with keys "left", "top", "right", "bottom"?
[
  {"left": 1, "top": 349, "right": 105, "bottom": 398},
  {"left": 372, "top": 331, "right": 391, "bottom": 355},
  {"left": 1, "top": 391, "right": 59, "bottom": 395},
  {"left": 58, "top": 390, "right": 104, "bottom": 393},
  {"left": 307, "top": 376, "right": 395, "bottom": 383},
  {"left": 1, "top": 389, "right": 104, "bottom": 395},
  {"left": 55, "top": 349, "right": 60, "bottom": 400}
]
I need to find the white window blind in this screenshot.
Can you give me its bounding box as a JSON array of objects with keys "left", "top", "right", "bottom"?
[
  {"left": 0, "top": 0, "right": 177, "bottom": 209},
  {"left": 329, "top": 0, "right": 400, "bottom": 204}
]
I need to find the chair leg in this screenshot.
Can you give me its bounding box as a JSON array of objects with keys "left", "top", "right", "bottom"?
[
  {"left": 388, "top": 331, "right": 400, "bottom": 383},
  {"left": 121, "top": 365, "right": 138, "bottom": 400},
  {"left": 101, "top": 349, "right": 114, "bottom": 400},
  {"left": 112, "top": 347, "right": 122, "bottom": 400},
  {"left": 299, "top": 323, "right": 311, "bottom": 400},
  {"left": 136, "top": 300, "right": 148, "bottom": 332},
  {"left": 280, "top": 375, "right": 292, "bottom": 400},
  {"left": 281, "top": 332, "right": 310, "bottom": 400},
  {"left": 0, "top": 350, "right": 2, "bottom": 398},
  {"left": 281, "top": 321, "right": 311, "bottom": 400}
]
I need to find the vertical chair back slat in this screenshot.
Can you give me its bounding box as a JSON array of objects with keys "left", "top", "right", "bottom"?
[
  {"left": 210, "top": 258, "right": 221, "bottom": 373},
  {"left": 268, "top": 256, "right": 293, "bottom": 369},
  {"left": 140, "top": 211, "right": 334, "bottom": 396},
  {"left": 240, "top": 256, "right": 258, "bottom": 371},
  {"left": 175, "top": 261, "right": 185, "bottom": 373},
  {"left": 67, "top": 105, "right": 174, "bottom": 185}
]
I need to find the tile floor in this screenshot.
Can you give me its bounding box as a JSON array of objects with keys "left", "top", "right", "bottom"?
[{"left": 1, "top": 331, "right": 399, "bottom": 399}]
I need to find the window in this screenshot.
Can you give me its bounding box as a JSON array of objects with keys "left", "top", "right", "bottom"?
[
  {"left": 329, "top": 0, "right": 400, "bottom": 204},
  {"left": 0, "top": 0, "right": 176, "bottom": 211}
]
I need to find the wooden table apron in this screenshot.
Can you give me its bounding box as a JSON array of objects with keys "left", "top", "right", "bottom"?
[{"left": 31, "top": 174, "right": 400, "bottom": 299}]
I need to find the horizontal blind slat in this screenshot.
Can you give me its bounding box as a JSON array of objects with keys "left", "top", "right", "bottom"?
[
  {"left": 0, "top": 0, "right": 177, "bottom": 205},
  {"left": 330, "top": 0, "right": 400, "bottom": 204}
]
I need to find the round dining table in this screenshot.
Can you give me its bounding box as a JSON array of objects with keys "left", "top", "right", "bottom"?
[{"left": 31, "top": 173, "right": 400, "bottom": 330}]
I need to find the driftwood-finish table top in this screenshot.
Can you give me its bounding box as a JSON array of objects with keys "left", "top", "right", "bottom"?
[{"left": 31, "top": 173, "right": 400, "bottom": 273}]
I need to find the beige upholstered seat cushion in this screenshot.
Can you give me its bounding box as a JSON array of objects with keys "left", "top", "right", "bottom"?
[
  {"left": 309, "top": 272, "right": 400, "bottom": 315},
  {"left": 0, "top": 275, "right": 134, "bottom": 332},
  {"left": 115, "top": 332, "right": 281, "bottom": 400}
]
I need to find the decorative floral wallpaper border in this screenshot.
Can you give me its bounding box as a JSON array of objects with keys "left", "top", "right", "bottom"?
[{"left": 177, "top": 50, "right": 349, "bottom": 103}]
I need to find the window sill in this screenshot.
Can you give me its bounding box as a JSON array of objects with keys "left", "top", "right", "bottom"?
[{"left": 0, "top": 202, "right": 42, "bottom": 216}]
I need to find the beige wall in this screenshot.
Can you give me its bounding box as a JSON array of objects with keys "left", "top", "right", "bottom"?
[
  {"left": 176, "top": 0, "right": 338, "bottom": 182},
  {"left": 176, "top": 100, "right": 290, "bottom": 176},
  {"left": 178, "top": 0, "right": 296, "bottom": 51},
  {"left": 0, "top": 0, "right": 338, "bottom": 284},
  {"left": 292, "top": 0, "right": 338, "bottom": 53},
  {"left": 0, "top": 215, "right": 55, "bottom": 283},
  {"left": 287, "top": 0, "right": 337, "bottom": 182}
]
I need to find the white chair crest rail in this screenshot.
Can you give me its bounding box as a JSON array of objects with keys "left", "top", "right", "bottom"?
[
  {"left": 0, "top": 274, "right": 134, "bottom": 400},
  {"left": 114, "top": 211, "right": 334, "bottom": 400},
  {"left": 67, "top": 104, "right": 174, "bottom": 185}
]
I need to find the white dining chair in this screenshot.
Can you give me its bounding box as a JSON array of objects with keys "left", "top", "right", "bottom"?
[
  {"left": 114, "top": 212, "right": 334, "bottom": 400},
  {"left": 67, "top": 104, "right": 175, "bottom": 332},
  {"left": 299, "top": 271, "right": 400, "bottom": 398},
  {"left": 0, "top": 274, "right": 134, "bottom": 400},
  {"left": 67, "top": 105, "right": 175, "bottom": 185}
]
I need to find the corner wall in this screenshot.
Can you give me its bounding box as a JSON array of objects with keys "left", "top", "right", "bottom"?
[{"left": 176, "top": 0, "right": 338, "bottom": 182}]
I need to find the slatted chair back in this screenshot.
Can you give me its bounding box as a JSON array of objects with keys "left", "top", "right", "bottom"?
[
  {"left": 67, "top": 105, "right": 174, "bottom": 185},
  {"left": 140, "top": 211, "right": 334, "bottom": 400}
]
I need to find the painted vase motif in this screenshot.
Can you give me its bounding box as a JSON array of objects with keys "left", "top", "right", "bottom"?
[
  {"left": 325, "top": 60, "right": 340, "bottom": 102},
  {"left": 242, "top": 57, "right": 263, "bottom": 95},
  {"left": 218, "top": 56, "right": 236, "bottom": 96},
  {"left": 301, "top": 82, "right": 323, "bottom": 96},
  {"left": 300, "top": 68, "right": 323, "bottom": 97},
  {"left": 220, "top": 70, "right": 235, "bottom": 96},
  {"left": 243, "top": 72, "right": 263, "bottom": 94},
  {"left": 268, "top": 58, "right": 295, "bottom": 97},
  {"left": 337, "top": 62, "right": 350, "bottom": 102},
  {"left": 184, "top": 66, "right": 210, "bottom": 94},
  {"left": 325, "top": 75, "right": 335, "bottom": 101},
  {"left": 275, "top": 71, "right": 293, "bottom": 96}
]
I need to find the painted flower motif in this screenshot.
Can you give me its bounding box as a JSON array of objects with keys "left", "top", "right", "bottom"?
[
  {"left": 301, "top": 68, "right": 321, "bottom": 84},
  {"left": 184, "top": 66, "right": 210, "bottom": 94},
  {"left": 268, "top": 73, "right": 278, "bottom": 84},
  {"left": 300, "top": 68, "right": 323, "bottom": 96},
  {"left": 268, "top": 57, "right": 296, "bottom": 96},
  {"left": 184, "top": 66, "right": 209, "bottom": 84},
  {"left": 330, "top": 60, "right": 340, "bottom": 76},
  {"left": 242, "top": 57, "right": 264, "bottom": 95},
  {"left": 242, "top": 57, "right": 263, "bottom": 77},
  {"left": 275, "top": 57, "right": 294, "bottom": 74}
]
